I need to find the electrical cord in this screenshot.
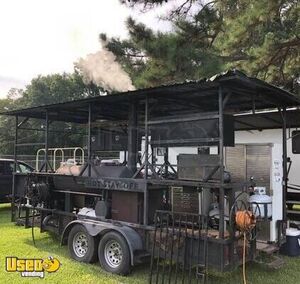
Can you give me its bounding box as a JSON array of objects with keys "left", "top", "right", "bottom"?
[
  {"left": 235, "top": 210, "right": 256, "bottom": 284},
  {"left": 31, "top": 207, "right": 36, "bottom": 247},
  {"left": 243, "top": 232, "right": 247, "bottom": 284}
]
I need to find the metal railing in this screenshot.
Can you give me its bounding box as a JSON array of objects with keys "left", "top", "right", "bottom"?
[
  {"left": 149, "top": 210, "right": 208, "bottom": 284},
  {"left": 35, "top": 147, "right": 85, "bottom": 171}
]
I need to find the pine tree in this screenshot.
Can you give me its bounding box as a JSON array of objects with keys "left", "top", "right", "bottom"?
[
  {"left": 102, "top": 13, "right": 223, "bottom": 88},
  {"left": 118, "top": 0, "right": 299, "bottom": 93}
]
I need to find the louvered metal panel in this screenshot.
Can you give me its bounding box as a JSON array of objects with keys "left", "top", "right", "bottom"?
[
  {"left": 225, "top": 144, "right": 271, "bottom": 191},
  {"left": 246, "top": 145, "right": 271, "bottom": 194},
  {"left": 225, "top": 144, "right": 272, "bottom": 241},
  {"left": 246, "top": 145, "right": 271, "bottom": 241},
  {"left": 225, "top": 145, "right": 246, "bottom": 183}
]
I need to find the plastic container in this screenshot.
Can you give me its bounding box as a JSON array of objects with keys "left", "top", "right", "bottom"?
[
  {"left": 285, "top": 228, "right": 300, "bottom": 256},
  {"left": 249, "top": 194, "right": 272, "bottom": 218}
]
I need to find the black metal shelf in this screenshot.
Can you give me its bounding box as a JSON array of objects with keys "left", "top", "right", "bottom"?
[{"left": 147, "top": 178, "right": 247, "bottom": 190}]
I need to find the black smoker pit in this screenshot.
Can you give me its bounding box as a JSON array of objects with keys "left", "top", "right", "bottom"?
[{"left": 4, "top": 70, "right": 300, "bottom": 280}]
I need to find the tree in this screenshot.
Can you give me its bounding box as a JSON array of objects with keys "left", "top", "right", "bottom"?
[
  {"left": 7, "top": 88, "right": 24, "bottom": 100},
  {"left": 215, "top": 0, "right": 299, "bottom": 93},
  {"left": 102, "top": 14, "right": 223, "bottom": 88},
  {"left": 118, "top": 0, "right": 299, "bottom": 94},
  {"left": 0, "top": 97, "right": 15, "bottom": 154},
  {"left": 0, "top": 71, "right": 102, "bottom": 155},
  {"left": 19, "top": 71, "right": 102, "bottom": 108}
]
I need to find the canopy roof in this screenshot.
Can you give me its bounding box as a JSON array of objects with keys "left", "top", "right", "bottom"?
[
  {"left": 235, "top": 109, "right": 300, "bottom": 130},
  {"left": 2, "top": 70, "right": 300, "bottom": 130}
]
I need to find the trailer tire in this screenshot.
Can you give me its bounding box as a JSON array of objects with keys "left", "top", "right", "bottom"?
[
  {"left": 68, "top": 224, "right": 97, "bottom": 263},
  {"left": 98, "top": 231, "right": 131, "bottom": 275}
]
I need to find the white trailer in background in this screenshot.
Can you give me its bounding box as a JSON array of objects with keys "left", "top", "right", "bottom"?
[{"left": 154, "top": 127, "right": 300, "bottom": 243}]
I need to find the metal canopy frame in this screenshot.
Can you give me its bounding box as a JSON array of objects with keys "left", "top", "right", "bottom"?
[
  {"left": 2, "top": 70, "right": 299, "bottom": 123},
  {"left": 5, "top": 70, "right": 300, "bottom": 241}
]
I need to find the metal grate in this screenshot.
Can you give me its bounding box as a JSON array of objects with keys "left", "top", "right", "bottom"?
[
  {"left": 246, "top": 145, "right": 271, "bottom": 193},
  {"left": 171, "top": 187, "right": 199, "bottom": 214},
  {"left": 149, "top": 210, "right": 208, "bottom": 284}
]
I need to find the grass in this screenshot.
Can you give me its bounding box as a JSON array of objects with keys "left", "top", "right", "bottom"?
[
  {"left": 0, "top": 203, "right": 148, "bottom": 284},
  {"left": 1, "top": 203, "right": 300, "bottom": 284}
]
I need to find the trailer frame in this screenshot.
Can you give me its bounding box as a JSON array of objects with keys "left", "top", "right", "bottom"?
[{"left": 3, "top": 70, "right": 300, "bottom": 279}]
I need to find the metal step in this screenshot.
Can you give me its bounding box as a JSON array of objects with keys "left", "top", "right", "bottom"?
[
  {"left": 286, "top": 200, "right": 300, "bottom": 204},
  {"left": 257, "top": 242, "right": 279, "bottom": 255},
  {"left": 266, "top": 256, "right": 285, "bottom": 270},
  {"left": 256, "top": 243, "right": 283, "bottom": 271},
  {"left": 287, "top": 213, "right": 300, "bottom": 222},
  {"left": 287, "top": 210, "right": 300, "bottom": 215}
]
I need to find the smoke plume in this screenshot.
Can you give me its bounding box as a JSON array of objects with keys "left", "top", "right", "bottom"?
[{"left": 76, "top": 42, "right": 135, "bottom": 93}]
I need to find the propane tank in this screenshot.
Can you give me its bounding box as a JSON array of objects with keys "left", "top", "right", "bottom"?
[{"left": 249, "top": 187, "right": 272, "bottom": 218}]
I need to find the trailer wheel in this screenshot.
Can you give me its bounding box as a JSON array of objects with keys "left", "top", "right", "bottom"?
[
  {"left": 68, "top": 224, "right": 97, "bottom": 263},
  {"left": 98, "top": 231, "right": 131, "bottom": 275}
]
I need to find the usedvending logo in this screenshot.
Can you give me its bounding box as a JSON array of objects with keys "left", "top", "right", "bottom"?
[{"left": 6, "top": 256, "right": 60, "bottom": 278}]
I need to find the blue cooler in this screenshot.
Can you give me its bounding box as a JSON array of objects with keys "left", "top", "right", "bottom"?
[{"left": 285, "top": 228, "right": 300, "bottom": 256}]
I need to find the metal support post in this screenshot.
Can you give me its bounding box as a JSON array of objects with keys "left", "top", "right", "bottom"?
[
  {"left": 128, "top": 101, "right": 138, "bottom": 172},
  {"left": 88, "top": 103, "right": 92, "bottom": 177},
  {"left": 11, "top": 115, "right": 18, "bottom": 222},
  {"left": 218, "top": 86, "right": 225, "bottom": 239},
  {"left": 164, "top": 148, "right": 169, "bottom": 176},
  {"left": 45, "top": 110, "right": 49, "bottom": 172},
  {"left": 144, "top": 97, "right": 149, "bottom": 225},
  {"left": 282, "top": 107, "right": 288, "bottom": 222}
]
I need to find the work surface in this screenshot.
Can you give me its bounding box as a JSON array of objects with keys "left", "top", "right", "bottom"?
[{"left": 0, "top": 203, "right": 299, "bottom": 284}]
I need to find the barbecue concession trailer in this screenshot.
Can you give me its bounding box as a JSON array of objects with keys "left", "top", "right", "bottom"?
[{"left": 3, "top": 70, "right": 300, "bottom": 282}]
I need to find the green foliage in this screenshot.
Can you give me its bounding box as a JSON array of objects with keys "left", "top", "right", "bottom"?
[
  {"left": 118, "top": 0, "right": 299, "bottom": 93},
  {"left": 0, "top": 72, "right": 102, "bottom": 155},
  {"left": 215, "top": 0, "right": 300, "bottom": 92},
  {"left": 103, "top": 15, "right": 223, "bottom": 88},
  {"left": 120, "top": 0, "right": 172, "bottom": 8},
  {"left": 19, "top": 71, "right": 102, "bottom": 108},
  {"left": 0, "top": 97, "right": 15, "bottom": 154}
]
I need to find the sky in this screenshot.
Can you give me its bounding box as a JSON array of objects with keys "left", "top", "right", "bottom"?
[{"left": 0, "top": 0, "right": 175, "bottom": 98}]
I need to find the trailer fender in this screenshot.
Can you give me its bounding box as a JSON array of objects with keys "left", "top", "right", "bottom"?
[{"left": 61, "top": 220, "right": 143, "bottom": 266}]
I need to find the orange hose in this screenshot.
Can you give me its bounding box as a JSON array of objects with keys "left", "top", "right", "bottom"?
[{"left": 235, "top": 210, "right": 256, "bottom": 232}]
